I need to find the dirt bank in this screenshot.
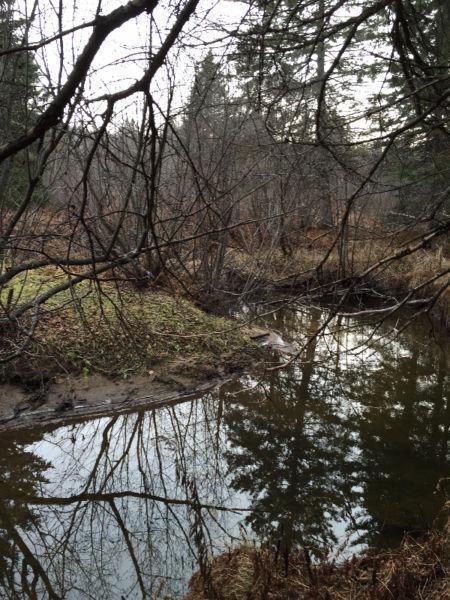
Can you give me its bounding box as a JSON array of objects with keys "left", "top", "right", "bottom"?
[
  {"left": 0, "top": 330, "right": 277, "bottom": 431},
  {"left": 0, "top": 332, "right": 261, "bottom": 431},
  {"left": 0, "top": 372, "right": 231, "bottom": 432}
]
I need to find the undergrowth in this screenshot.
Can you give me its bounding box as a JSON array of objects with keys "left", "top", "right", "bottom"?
[
  {"left": 0, "top": 267, "right": 255, "bottom": 383},
  {"left": 183, "top": 532, "right": 449, "bottom": 599},
  {"left": 228, "top": 236, "right": 450, "bottom": 328}
]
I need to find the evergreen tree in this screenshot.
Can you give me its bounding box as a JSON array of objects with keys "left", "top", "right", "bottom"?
[
  {"left": 180, "top": 52, "right": 242, "bottom": 296},
  {"left": 181, "top": 50, "right": 233, "bottom": 148},
  {"left": 0, "top": 0, "right": 40, "bottom": 207},
  {"left": 233, "top": 0, "right": 348, "bottom": 141},
  {"left": 362, "top": 0, "right": 450, "bottom": 220},
  {"left": 233, "top": 0, "right": 354, "bottom": 226}
]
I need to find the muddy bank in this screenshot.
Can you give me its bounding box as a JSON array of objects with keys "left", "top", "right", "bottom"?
[
  {"left": 0, "top": 371, "right": 237, "bottom": 431},
  {"left": 0, "top": 330, "right": 284, "bottom": 431}
]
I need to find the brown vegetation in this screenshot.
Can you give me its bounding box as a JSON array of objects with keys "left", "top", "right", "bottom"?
[
  {"left": 183, "top": 533, "right": 450, "bottom": 599},
  {"left": 227, "top": 230, "right": 450, "bottom": 329}
]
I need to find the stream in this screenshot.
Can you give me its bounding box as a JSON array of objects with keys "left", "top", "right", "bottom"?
[{"left": 0, "top": 303, "right": 449, "bottom": 598}]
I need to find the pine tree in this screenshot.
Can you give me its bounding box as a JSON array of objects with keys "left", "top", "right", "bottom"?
[
  {"left": 0, "top": 0, "right": 40, "bottom": 207},
  {"left": 233, "top": 0, "right": 353, "bottom": 226},
  {"left": 181, "top": 51, "right": 232, "bottom": 149},
  {"left": 233, "top": 0, "right": 344, "bottom": 141},
  {"left": 362, "top": 0, "right": 450, "bottom": 220}
]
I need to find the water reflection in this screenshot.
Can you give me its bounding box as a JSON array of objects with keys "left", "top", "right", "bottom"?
[
  {"left": 0, "top": 400, "right": 246, "bottom": 599},
  {"left": 0, "top": 306, "right": 448, "bottom": 598},
  {"left": 352, "top": 334, "right": 450, "bottom": 548},
  {"left": 224, "top": 308, "right": 450, "bottom": 558},
  {"left": 223, "top": 313, "right": 357, "bottom": 558},
  {"left": 0, "top": 435, "right": 51, "bottom": 595}
]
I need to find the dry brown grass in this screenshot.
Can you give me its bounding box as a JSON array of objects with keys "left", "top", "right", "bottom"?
[
  {"left": 227, "top": 233, "right": 450, "bottom": 329},
  {"left": 183, "top": 533, "right": 450, "bottom": 600}
]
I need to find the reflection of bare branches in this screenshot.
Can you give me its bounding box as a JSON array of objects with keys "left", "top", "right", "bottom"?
[
  {"left": 0, "top": 510, "right": 58, "bottom": 599},
  {"left": 0, "top": 308, "right": 448, "bottom": 596},
  {"left": 5, "top": 489, "right": 251, "bottom": 513},
  {"left": 0, "top": 395, "right": 253, "bottom": 596},
  {"left": 109, "top": 498, "right": 147, "bottom": 598}
]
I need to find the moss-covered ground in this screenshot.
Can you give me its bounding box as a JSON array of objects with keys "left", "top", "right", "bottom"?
[{"left": 0, "top": 267, "right": 256, "bottom": 384}]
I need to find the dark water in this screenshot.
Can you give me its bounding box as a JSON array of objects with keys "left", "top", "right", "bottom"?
[{"left": 0, "top": 305, "right": 449, "bottom": 599}]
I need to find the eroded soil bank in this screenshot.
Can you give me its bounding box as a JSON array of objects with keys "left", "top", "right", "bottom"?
[
  {"left": 0, "top": 372, "right": 231, "bottom": 431},
  {"left": 0, "top": 344, "right": 265, "bottom": 430},
  {"left": 0, "top": 273, "right": 268, "bottom": 428}
]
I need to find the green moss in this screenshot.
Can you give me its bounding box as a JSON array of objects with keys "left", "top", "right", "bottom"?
[
  {"left": 0, "top": 266, "right": 92, "bottom": 308},
  {"left": 0, "top": 267, "right": 254, "bottom": 382}
]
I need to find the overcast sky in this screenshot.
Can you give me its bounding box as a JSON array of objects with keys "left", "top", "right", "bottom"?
[
  {"left": 16, "top": 0, "right": 248, "bottom": 125},
  {"left": 14, "top": 0, "right": 387, "bottom": 136}
]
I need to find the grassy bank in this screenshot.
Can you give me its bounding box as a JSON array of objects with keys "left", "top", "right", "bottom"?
[
  {"left": 183, "top": 532, "right": 449, "bottom": 599},
  {"left": 228, "top": 234, "right": 450, "bottom": 328},
  {"left": 0, "top": 267, "right": 257, "bottom": 385},
  {"left": 1, "top": 230, "right": 448, "bottom": 385}
]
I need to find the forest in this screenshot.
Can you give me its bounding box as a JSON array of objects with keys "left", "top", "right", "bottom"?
[
  {"left": 0, "top": 0, "right": 449, "bottom": 598},
  {"left": 0, "top": 0, "right": 448, "bottom": 377}
]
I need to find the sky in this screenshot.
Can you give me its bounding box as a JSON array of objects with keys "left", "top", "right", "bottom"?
[
  {"left": 13, "top": 0, "right": 389, "bottom": 137},
  {"left": 16, "top": 0, "right": 249, "bottom": 124}
]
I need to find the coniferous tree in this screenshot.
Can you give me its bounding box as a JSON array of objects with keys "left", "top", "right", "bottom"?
[
  {"left": 0, "top": 0, "right": 40, "bottom": 207},
  {"left": 181, "top": 50, "right": 233, "bottom": 149},
  {"left": 180, "top": 52, "right": 242, "bottom": 297},
  {"left": 362, "top": 0, "right": 450, "bottom": 221},
  {"left": 233, "top": 0, "right": 354, "bottom": 226}
]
